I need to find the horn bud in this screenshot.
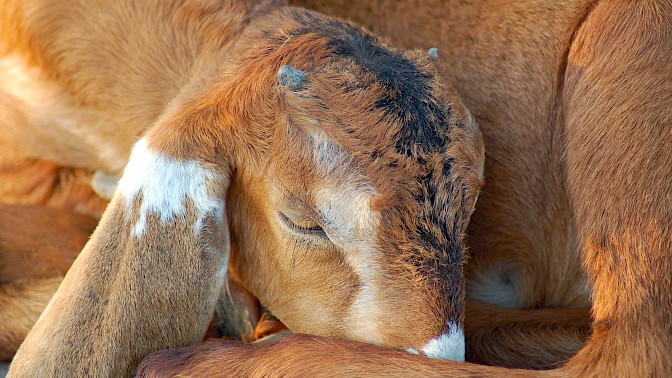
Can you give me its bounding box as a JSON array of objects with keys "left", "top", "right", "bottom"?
[
  {"left": 428, "top": 47, "right": 439, "bottom": 61},
  {"left": 278, "top": 65, "right": 306, "bottom": 91}
]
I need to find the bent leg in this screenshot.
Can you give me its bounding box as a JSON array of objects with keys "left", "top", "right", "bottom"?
[
  {"left": 9, "top": 114, "right": 233, "bottom": 377},
  {"left": 137, "top": 333, "right": 540, "bottom": 378},
  {"left": 465, "top": 300, "right": 591, "bottom": 369},
  {"left": 562, "top": 1, "right": 672, "bottom": 375}
]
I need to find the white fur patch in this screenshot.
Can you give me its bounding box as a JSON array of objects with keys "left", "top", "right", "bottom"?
[
  {"left": 421, "top": 322, "right": 465, "bottom": 361},
  {"left": 310, "top": 131, "right": 345, "bottom": 174},
  {"left": 117, "top": 138, "right": 224, "bottom": 237},
  {"left": 317, "top": 185, "right": 382, "bottom": 344},
  {"left": 309, "top": 132, "right": 383, "bottom": 344}
]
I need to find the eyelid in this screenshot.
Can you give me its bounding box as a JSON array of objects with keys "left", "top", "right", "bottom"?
[
  {"left": 278, "top": 211, "right": 328, "bottom": 239},
  {"left": 285, "top": 194, "right": 313, "bottom": 214}
]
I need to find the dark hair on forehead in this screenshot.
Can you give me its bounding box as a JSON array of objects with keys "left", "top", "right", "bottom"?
[
  {"left": 288, "top": 9, "right": 452, "bottom": 159},
  {"left": 290, "top": 8, "right": 463, "bottom": 275},
  {"left": 275, "top": 9, "right": 469, "bottom": 318}
]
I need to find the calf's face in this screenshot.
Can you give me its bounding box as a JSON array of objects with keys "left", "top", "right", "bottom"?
[{"left": 223, "top": 18, "right": 484, "bottom": 360}]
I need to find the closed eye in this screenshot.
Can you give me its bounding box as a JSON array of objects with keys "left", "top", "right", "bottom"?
[{"left": 278, "top": 211, "right": 328, "bottom": 239}]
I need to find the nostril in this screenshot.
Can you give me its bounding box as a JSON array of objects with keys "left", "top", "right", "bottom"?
[{"left": 415, "top": 322, "right": 465, "bottom": 361}]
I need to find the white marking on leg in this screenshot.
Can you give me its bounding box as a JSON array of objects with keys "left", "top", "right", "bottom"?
[
  {"left": 117, "top": 138, "right": 224, "bottom": 237},
  {"left": 421, "top": 322, "right": 465, "bottom": 361}
]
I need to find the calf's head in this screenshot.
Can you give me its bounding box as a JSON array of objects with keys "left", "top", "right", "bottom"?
[
  {"left": 7, "top": 8, "right": 482, "bottom": 377},
  {"left": 209, "top": 10, "right": 484, "bottom": 360}
]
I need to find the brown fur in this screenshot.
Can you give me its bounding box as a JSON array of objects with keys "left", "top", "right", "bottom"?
[
  {"left": 210, "top": 270, "right": 261, "bottom": 342},
  {"left": 138, "top": 0, "right": 672, "bottom": 375},
  {"left": 0, "top": 278, "right": 63, "bottom": 362},
  {"left": 3, "top": 1, "right": 483, "bottom": 376},
  {"left": 254, "top": 310, "right": 289, "bottom": 340},
  {"left": 137, "top": 333, "right": 540, "bottom": 378},
  {"left": 0, "top": 154, "right": 106, "bottom": 361},
  {"left": 464, "top": 300, "right": 592, "bottom": 370},
  {"left": 157, "top": 0, "right": 669, "bottom": 375},
  {"left": 0, "top": 205, "right": 98, "bottom": 282},
  {"left": 0, "top": 159, "right": 107, "bottom": 217},
  {"left": 137, "top": 301, "right": 591, "bottom": 376},
  {"left": 0, "top": 205, "right": 98, "bottom": 360},
  {"left": 8, "top": 0, "right": 669, "bottom": 376}
]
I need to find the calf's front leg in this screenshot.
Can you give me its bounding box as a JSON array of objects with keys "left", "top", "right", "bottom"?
[{"left": 9, "top": 131, "right": 231, "bottom": 377}]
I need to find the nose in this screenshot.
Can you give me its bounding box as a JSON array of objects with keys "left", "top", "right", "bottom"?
[{"left": 408, "top": 322, "right": 465, "bottom": 361}]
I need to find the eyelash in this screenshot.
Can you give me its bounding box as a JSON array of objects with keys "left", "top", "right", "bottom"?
[{"left": 278, "top": 211, "right": 328, "bottom": 239}]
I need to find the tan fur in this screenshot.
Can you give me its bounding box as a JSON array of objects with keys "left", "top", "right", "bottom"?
[
  {"left": 9, "top": 0, "right": 669, "bottom": 376},
  {"left": 0, "top": 159, "right": 107, "bottom": 217},
  {"left": 137, "top": 0, "right": 671, "bottom": 375},
  {"left": 0, "top": 205, "right": 97, "bottom": 360},
  {"left": 463, "top": 300, "right": 592, "bottom": 370},
  {"left": 0, "top": 278, "right": 63, "bottom": 362},
  {"left": 165, "top": 0, "right": 669, "bottom": 375},
  {"left": 0, "top": 157, "right": 107, "bottom": 360},
  {"left": 137, "top": 333, "right": 540, "bottom": 378},
  {"left": 3, "top": 1, "right": 483, "bottom": 376}
]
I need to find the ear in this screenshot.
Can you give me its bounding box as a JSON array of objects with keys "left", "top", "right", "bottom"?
[{"left": 9, "top": 111, "right": 233, "bottom": 376}]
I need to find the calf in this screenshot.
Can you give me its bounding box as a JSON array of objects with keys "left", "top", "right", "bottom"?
[
  {"left": 163, "top": 0, "right": 670, "bottom": 376},
  {"left": 3, "top": 0, "right": 483, "bottom": 376}
]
